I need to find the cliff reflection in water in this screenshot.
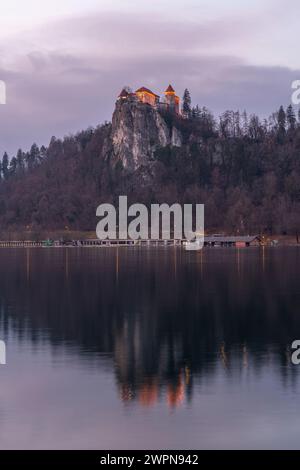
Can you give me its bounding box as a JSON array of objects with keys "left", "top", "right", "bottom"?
[{"left": 0, "top": 247, "right": 299, "bottom": 408}]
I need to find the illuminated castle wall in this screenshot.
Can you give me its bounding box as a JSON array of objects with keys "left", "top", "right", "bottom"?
[{"left": 117, "top": 84, "right": 180, "bottom": 114}]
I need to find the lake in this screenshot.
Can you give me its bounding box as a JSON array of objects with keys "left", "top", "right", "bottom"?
[{"left": 0, "top": 246, "right": 299, "bottom": 450}]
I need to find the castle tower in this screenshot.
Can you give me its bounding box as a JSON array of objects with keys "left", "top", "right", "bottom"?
[
  {"left": 117, "top": 88, "right": 129, "bottom": 101},
  {"left": 164, "top": 85, "right": 180, "bottom": 114}
]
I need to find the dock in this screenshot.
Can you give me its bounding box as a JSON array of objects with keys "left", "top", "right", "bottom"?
[{"left": 0, "top": 236, "right": 261, "bottom": 248}]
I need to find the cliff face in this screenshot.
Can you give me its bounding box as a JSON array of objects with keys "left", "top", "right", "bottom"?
[{"left": 111, "top": 99, "right": 182, "bottom": 171}]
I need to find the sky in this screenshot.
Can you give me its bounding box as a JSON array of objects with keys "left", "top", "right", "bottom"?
[{"left": 0, "top": 0, "right": 300, "bottom": 155}]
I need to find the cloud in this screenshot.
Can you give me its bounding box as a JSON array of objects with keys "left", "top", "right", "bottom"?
[{"left": 0, "top": 10, "right": 299, "bottom": 156}]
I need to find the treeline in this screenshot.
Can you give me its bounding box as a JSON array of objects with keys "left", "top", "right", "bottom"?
[
  {"left": 151, "top": 100, "right": 300, "bottom": 235},
  {"left": 0, "top": 124, "right": 112, "bottom": 230},
  {"left": 0, "top": 96, "right": 300, "bottom": 235}
]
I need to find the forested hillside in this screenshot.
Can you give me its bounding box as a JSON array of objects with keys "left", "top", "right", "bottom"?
[{"left": 1, "top": 100, "right": 300, "bottom": 236}]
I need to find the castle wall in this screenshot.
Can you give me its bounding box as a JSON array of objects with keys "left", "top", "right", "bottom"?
[
  {"left": 119, "top": 86, "right": 180, "bottom": 114},
  {"left": 136, "top": 91, "right": 157, "bottom": 107}
]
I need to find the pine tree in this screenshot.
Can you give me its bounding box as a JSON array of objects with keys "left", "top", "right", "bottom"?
[
  {"left": 278, "top": 106, "right": 286, "bottom": 133},
  {"left": 2, "top": 152, "right": 9, "bottom": 180},
  {"left": 286, "top": 105, "right": 296, "bottom": 130},
  {"left": 16, "top": 149, "right": 25, "bottom": 174},
  {"left": 26, "top": 143, "right": 40, "bottom": 170},
  {"left": 182, "top": 89, "right": 191, "bottom": 118},
  {"left": 40, "top": 145, "right": 47, "bottom": 161},
  {"left": 9, "top": 157, "right": 17, "bottom": 176}
]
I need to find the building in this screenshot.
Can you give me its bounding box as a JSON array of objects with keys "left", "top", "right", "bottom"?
[
  {"left": 204, "top": 235, "right": 261, "bottom": 247},
  {"left": 118, "top": 88, "right": 130, "bottom": 100},
  {"left": 135, "top": 87, "right": 160, "bottom": 106},
  {"left": 164, "top": 84, "right": 180, "bottom": 114},
  {"left": 117, "top": 84, "right": 180, "bottom": 113}
]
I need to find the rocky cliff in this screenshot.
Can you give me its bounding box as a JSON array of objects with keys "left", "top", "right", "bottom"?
[{"left": 111, "top": 99, "right": 182, "bottom": 171}]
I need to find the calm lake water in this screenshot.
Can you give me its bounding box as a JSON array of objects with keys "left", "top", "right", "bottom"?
[{"left": 0, "top": 246, "right": 300, "bottom": 449}]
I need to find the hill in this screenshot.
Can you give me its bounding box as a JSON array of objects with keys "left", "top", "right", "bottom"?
[{"left": 0, "top": 98, "right": 300, "bottom": 237}]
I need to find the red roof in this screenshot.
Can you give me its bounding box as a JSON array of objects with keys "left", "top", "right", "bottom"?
[
  {"left": 165, "top": 84, "right": 175, "bottom": 93},
  {"left": 135, "top": 87, "right": 160, "bottom": 98}
]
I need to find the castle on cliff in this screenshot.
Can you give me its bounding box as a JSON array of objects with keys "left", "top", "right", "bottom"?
[{"left": 117, "top": 84, "right": 180, "bottom": 114}]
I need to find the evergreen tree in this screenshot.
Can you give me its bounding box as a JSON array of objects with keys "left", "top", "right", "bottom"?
[
  {"left": 278, "top": 106, "right": 286, "bottom": 134},
  {"left": 40, "top": 145, "right": 47, "bottom": 161},
  {"left": 2, "top": 152, "right": 9, "bottom": 180},
  {"left": 182, "top": 89, "right": 191, "bottom": 118},
  {"left": 286, "top": 104, "right": 296, "bottom": 130},
  {"left": 26, "top": 143, "right": 40, "bottom": 170},
  {"left": 16, "top": 149, "right": 25, "bottom": 174},
  {"left": 9, "top": 157, "right": 17, "bottom": 176}
]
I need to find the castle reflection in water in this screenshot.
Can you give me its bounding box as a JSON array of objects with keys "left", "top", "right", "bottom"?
[{"left": 0, "top": 246, "right": 299, "bottom": 409}]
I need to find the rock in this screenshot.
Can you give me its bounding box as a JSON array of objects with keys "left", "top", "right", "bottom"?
[
  {"left": 111, "top": 99, "right": 182, "bottom": 171},
  {"left": 171, "top": 126, "right": 182, "bottom": 147}
]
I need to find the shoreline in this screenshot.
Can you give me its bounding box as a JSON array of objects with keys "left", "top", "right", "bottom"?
[
  {"left": 0, "top": 239, "right": 299, "bottom": 248},
  {"left": 0, "top": 232, "right": 299, "bottom": 247},
  {"left": 0, "top": 232, "right": 299, "bottom": 244}
]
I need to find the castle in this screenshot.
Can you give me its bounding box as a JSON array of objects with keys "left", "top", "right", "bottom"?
[{"left": 117, "top": 84, "right": 180, "bottom": 114}]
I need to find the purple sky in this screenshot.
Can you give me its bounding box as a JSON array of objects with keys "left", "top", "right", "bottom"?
[{"left": 0, "top": 0, "right": 299, "bottom": 156}]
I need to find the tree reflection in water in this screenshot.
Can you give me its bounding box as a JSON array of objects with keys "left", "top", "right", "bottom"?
[{"left": 0, "top": 246, "right": 299, "bottom": 408}]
